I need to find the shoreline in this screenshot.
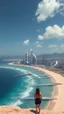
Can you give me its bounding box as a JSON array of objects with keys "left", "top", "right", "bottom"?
[{"left": 8, "top": 63, "right": 64, "bottom": 111}]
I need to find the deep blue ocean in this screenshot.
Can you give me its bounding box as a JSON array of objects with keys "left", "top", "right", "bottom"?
[{"left": 0, "top": 64, "right": 53, "bottom": 108}]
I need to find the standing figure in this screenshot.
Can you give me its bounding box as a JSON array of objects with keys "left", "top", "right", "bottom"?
[{"left": 34, "top": 88, "right": 42, "bottom": 114}]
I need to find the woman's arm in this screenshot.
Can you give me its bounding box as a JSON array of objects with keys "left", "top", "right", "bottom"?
[
  {"left": 34, "top": 93, "right": 36, "bottom": 99},
  {"left": 40, "top": 93, "right": 42, "bottom": 100}
]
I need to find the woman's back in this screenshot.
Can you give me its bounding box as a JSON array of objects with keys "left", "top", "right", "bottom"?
[
  {"left": 34, "top": 88, "right": 42, "bottom": 99},
  {"left": 34, "top": 92, "right": 42, "bottom": 99}
]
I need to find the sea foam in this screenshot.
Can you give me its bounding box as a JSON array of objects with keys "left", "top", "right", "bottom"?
[{"left": 0, "top": 65, "right": 34, "bottom": 106}]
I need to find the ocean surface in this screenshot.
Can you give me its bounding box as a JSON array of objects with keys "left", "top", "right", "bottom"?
[{"left": 0, "top": 64, "right": 54, "bottom": 108}]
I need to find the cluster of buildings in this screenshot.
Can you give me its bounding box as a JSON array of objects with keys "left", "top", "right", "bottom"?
[
  {"left": 24, "top": 50, "right": 37, "bottom": 65},
  {"left": 22, "top": 50, "right": 49, "bottom": 66},
  {"left": 14, "top": 49, "right": 57, "bottom": 67}
]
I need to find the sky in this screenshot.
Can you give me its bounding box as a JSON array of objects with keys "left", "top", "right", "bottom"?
[{"left": 0, "top": 0, "right": 64, "bottom": 56}]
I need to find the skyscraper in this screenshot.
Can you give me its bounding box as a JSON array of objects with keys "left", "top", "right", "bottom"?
[
  {"left": 24, "top": 52, "right": 29, "bottom": 64},
  {"left": 30, "top": 49, "right": 37, "bottom": 65}
]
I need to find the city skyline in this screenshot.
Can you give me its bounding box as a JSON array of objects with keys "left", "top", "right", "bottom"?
[{"left": 0, "top": 0, "right": 64, "bottom": 56}]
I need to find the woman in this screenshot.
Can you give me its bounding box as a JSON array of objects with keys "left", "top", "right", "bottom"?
[{"left": 34, "top": 88, "right": 42, "bottom": 114}]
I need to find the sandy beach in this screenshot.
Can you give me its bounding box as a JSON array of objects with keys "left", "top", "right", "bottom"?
[
  {"left": 0, "top": 63, "right": 64, "bottom": 114},
  {"left": 0, "top": 106, "right": 64, "bottom": 114},
  {"left": 27, "top": 65, "right": 64, "bottom": 111}
]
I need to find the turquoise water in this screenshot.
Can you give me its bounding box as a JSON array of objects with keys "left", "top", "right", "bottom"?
[{"left": 0, "top": 64, "right": 54, "bottom": 108}]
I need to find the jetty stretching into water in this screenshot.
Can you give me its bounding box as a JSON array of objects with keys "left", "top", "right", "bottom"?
[
  {"left": 33, "top": 83, "right": 63, "bottom": 87},
  {"left": 20, "top": 97, "right": 57, "bottom": 101},
  {"left": 38, "top": 76, "right": 52, "bottom": 79},
  {"left": 14, "top": 73, "right": 52, "bottom": 79},
  {"left": 15, "top": 73, "right": 32, "bottom": 77}
]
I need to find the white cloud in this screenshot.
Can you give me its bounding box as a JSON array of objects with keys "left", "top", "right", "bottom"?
[
  {"left": 61, "top": 44, "right": 64, "bottom": 47},
  {"left": 38, "top": 25, "right": 64, "bottom": 40},
  {"left": 23, "top": 39, "right": 29, "bottom": 45},
  {"left": 38, "top": 35, "right": 44, "bottom": 40},
  {"left": 30, "top": 48, "right": 33, "bottom": 52},
  {"left": 35, "top": 0, "right": 64, "bottom": 22},
  {"left": 36, "top": 29, "right": 40, "bottom": 32},
  {"left": 34, "top": 41, "right": 42, "bottom": 47},
  {"left": 48, "top": 44, "right": 58, "bottom": 48}
]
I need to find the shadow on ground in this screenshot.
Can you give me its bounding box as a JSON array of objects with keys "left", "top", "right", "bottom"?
[{"left": 30, "top": 109, "right": 36, "bottom": 113}]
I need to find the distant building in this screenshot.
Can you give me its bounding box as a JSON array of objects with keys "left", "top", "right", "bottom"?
[
  {"left": 24, "top": 52, "right": 29, "bottom": 64},
  {"left": 23, "top": 49, "right": 37, "bottom": 65},
  {"left": 37, "top": 59, "right": 43, "bottom": 64},
  {"left": 30, "top": 50, "right": 37, "bottom": 65}
]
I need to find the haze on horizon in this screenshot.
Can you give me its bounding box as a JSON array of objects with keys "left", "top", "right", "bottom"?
[{"left": 0, "top": 0, "right": 64, "bottom": 56}]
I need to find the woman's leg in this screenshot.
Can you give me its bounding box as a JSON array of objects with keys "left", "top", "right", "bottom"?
[
  {"left": 38, "top": 104, "right": 40, "bottom": 114},
  {"left": 36, "top": 105, "right": 38, "bottom": 113},
  {"left": 36, "top": 104, "right": 40, "bottom": 114},
  {"left": 37, "top": 104, "right": 40, "bottom": 114}
]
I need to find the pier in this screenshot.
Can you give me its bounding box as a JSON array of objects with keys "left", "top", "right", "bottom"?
[
  {"left": 33, "top": 83, "right": 63, "bottom": 87},
  {"left": 20, "top": 97, "right": 57, "bottom": 101},
  {"left": 15, "top": 73, "right": 32, "bottom": 77}
]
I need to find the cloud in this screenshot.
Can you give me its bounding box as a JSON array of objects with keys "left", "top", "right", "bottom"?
[
  {"left": 23, "top": 39, "right": 29, "bottom": 45},
  {"left": 61, "top": 44, "right": 64, "bottom": 47},
  {"left": 38, "top": 35, "right": 44, "bottom": 40},
  {"left": 38, "top": 25, "right": 64, "bottom": 40},
  {"left": 34, "top": 41, "right": 42, "bottom": 47},
  {"left": 30, "top": 48, "right": 33, "bottom": 52},
  {"left": 36, "top": 29, "right": 40, "bottom": 32},
  {"left": 35, "top": 0, "right": 64, "bottom": 22},
  {"left": 48, "top": 44, "right": 58, "bottom": 48}
]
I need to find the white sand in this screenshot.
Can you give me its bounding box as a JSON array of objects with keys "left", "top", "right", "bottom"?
[
  {"left": 0, "top": 106, "right": 64, "bottom": 114},
  {"left": 29, "top": 66, "right": 64, "bottom": 111}
]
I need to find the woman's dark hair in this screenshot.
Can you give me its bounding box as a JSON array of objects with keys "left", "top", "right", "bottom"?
[{"left": 36, "top": 88, "right": 40, "bottom": 95}]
